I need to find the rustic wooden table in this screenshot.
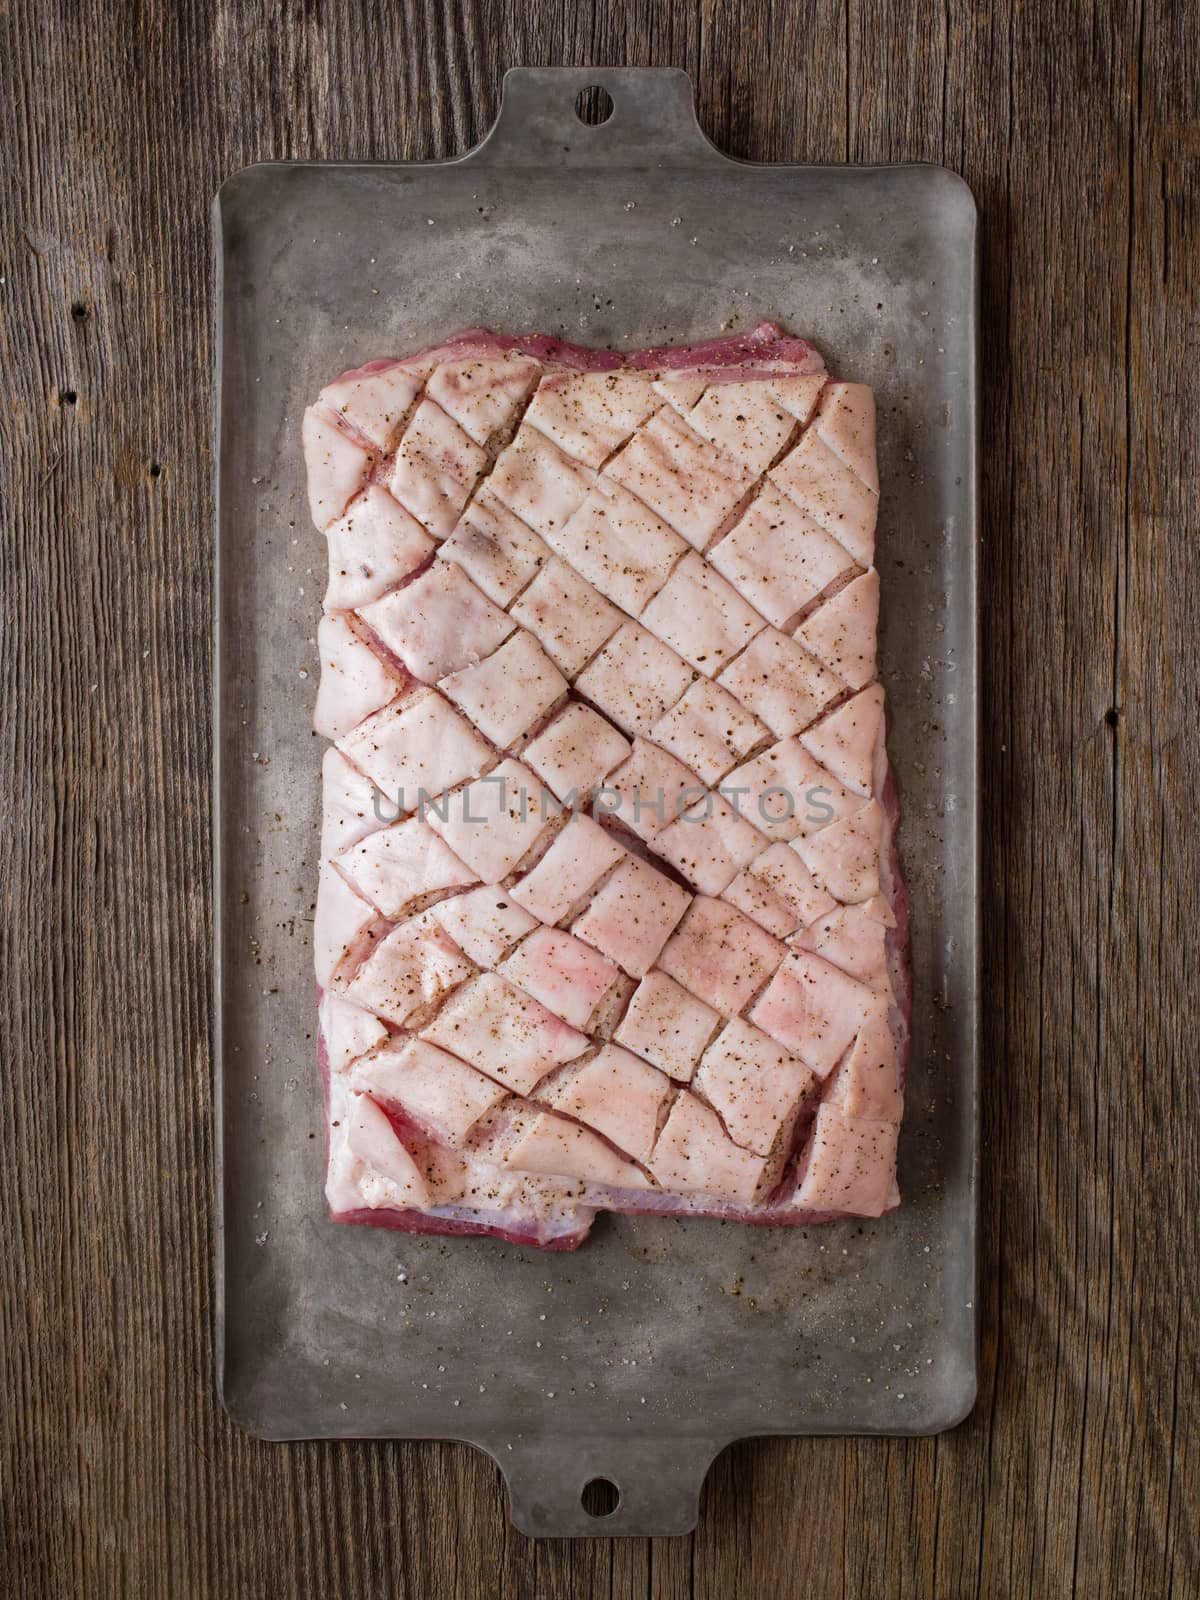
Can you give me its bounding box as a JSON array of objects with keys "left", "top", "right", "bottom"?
[{"left": 3, "top": 2, "right": 1197, "bottom": 1595}]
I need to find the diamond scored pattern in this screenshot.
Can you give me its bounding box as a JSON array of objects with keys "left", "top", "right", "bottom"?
[{"left": 306, "top": 330, "right": 903, "bottom": 1240}]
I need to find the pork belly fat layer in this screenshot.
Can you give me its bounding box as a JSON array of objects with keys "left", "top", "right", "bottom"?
[{"left": 305, "top": 324, "right": 909, "bottom": 1245}]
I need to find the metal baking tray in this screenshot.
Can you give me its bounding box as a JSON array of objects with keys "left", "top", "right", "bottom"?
[{"left": 213, "top": 66, "right": 978, "bottom": 1538}]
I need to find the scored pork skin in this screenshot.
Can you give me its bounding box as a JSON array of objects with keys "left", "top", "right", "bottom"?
[{"left": 306, "top": 322, "right": 909, "bottom": 1248}]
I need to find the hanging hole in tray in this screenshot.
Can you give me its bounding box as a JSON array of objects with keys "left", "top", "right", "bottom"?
[
  {"left": 574, "top": 86, "right": 614, "bottom": 126},
  {"left": 580, "top": 1477, "right": 621, "bottom": 1518}
]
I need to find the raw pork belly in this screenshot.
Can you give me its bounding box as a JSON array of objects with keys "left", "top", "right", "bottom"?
[{"left": 305, "top": 322, "right": 910, "bottom": 1249}]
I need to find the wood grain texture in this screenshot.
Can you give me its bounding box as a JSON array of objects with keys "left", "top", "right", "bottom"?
[{"left": 2, "top": 0, "right": 1196, "bottom": 1594}]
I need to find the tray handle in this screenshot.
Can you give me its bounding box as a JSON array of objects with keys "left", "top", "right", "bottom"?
[
  {"left": 474, "top": 67, "right": 716, "bottom": 168},
  {"left": 481, "top": 1432, "right": 725, "bottom": 1538}
]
